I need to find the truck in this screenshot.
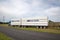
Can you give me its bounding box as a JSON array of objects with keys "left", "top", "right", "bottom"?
[{"left": 9, "top": 17, "right": 48, "bottom": 29}]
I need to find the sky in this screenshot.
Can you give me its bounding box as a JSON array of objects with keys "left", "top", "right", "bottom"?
[{"left": 0, "top": 0, "right": 60, "bottom": 22}]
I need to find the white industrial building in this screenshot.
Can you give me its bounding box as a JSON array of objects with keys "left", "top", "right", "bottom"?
[{"left": 9, "top": 16, "right": 48, "bottom": 29}]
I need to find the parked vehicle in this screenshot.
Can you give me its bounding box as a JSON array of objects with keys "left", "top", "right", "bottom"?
[{"left": 9, "top": 17, "right": 48, "bottom": 29}]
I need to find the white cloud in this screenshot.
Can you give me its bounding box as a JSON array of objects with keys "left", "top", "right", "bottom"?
[
  {"left": 0, "top": 0, "right": 60, "bottom": 22},
  {"left": 0, "top": 0, "right": 31, "bottom": 17},
  {"left": 44, "top": 7, "right": 60, "bottom": 16},
  {"left": 43, "top": 7, "right": 60, "bottom": 22}
]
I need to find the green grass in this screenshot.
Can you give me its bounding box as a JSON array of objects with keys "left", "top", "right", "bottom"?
[
  {"left": 15, "top": 27, "right": 60, "bottom": 34},
  {"left": 0, "top": 24, "right": 8, "bottom": 27},
  {"left": 0, "top": 24, "right": 60, "bottom": 34},
  {"left": 0, "top": 32, "right": 12, "bottom": 40}
]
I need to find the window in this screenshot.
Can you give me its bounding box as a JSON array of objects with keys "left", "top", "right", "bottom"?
[
  {"left": 27, "top": 19, "right": 39, "bottom": 22},
  {"left": 11, "top": 20, "right": 19, "bottom": 22}
]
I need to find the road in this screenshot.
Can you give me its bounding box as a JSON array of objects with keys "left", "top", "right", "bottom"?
[{"left": 0, "top": 26, "right": 60, "bottom": 40}]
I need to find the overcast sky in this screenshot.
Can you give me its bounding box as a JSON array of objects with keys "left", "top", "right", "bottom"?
[{"left": 0, "top": 0, "right": 60, "bottom": 22}]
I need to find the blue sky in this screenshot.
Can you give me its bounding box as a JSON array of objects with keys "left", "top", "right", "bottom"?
[{"left": 0, "top": 0, "right": 60, "bottom": 22}]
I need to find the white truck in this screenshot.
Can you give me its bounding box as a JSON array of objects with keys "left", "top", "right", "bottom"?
[{"left": 9, "top": 17, "right": 48, "bottom": 29}]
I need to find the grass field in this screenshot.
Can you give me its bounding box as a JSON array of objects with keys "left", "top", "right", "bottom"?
[
  {"left": 0, "top": 32, "right": 12, "bottom": 40},
  {"left": 0, "top": 24, "right": 8, "bottom": 27},
  {"left": 15, "top": 27, "right": 60, "bottom": 34},
  {"left": 0, "top": 24, "right": 60, "bottom": 34}
]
